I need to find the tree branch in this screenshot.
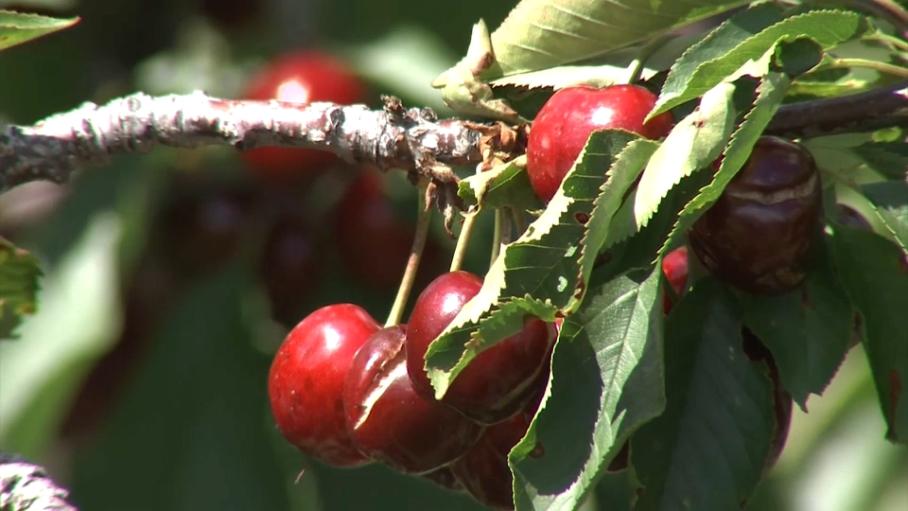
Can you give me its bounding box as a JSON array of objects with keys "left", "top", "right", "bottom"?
[{"left": 1, "top": 83, "right": 905, "bottom": 195}]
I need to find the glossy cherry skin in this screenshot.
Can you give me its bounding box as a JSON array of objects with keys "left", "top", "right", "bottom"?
[
  {"left": 451, "top": 400, "right": 539, "bottom": 510},
  {"left": 690, "top": 137, "right": 821, "bottom": 294},
  {"left": 242, "top": 52, "right": 364, "bottom": 180},
  {"left": 335, "top": 171, "right": 441, "bottom": 290},
  {"left": 268, "top": 304, "right": 379, "bottom": 467},
  {"left": 343, "top": 325, "right": 483, "bottom": 474},
  {"left": 661, "top": 246, "right": 689, "bottom": 314},
  {"left": 406, "top": 271, "right": 555, "bottom": 424},
  {"left": 526, "top": 84, "right": 674, "bottom": 202}
]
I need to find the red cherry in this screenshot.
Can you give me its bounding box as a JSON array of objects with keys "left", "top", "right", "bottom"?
[
  {"left": 689, "top": 136, "right": 822, "bottom": 294},
  {"left": 343, "top": 325, "right": 483, "bottom": 474},
  {"left": 451, "top": 400, "right": 539, "bottom": 510},
  {"left": 406, "top": 272, "right": 555, "bottom": 424},
  {"left": 242, "top": 52, "right": 365, "bottom": 180},
  {"left": 335, "top": 171, "right": 443, "bottom": 290},
  {"left": 268, "top": 304, "right": 379, "bottom": 467},
  {"left": 661, "top": 246, "right": 689, "bottom": 314},
  {"left": 526, "top": 84, "right": 674, "bottom": 202}
]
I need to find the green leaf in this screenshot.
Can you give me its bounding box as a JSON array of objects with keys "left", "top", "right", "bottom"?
[
  {"left": 0, "top": 10, "right": 78, "bottom": 52},
  {"left": 829, "top": 227, "right": 908, "bottom": 442},
  {"left": 70, "top": 265, "right": 292, "bottom": 510},
  {"left": 633, "top": 80, "right": 738, "bottom": 229},
  {"left": 0, "top": 238, "right": 41, "bottom": 340},
  {"left": 458, "top": 156, "right": 542, "bottom": 211},
  {"left": 511, "top": 266, "right": 664, "bottom": 511},
  {"left": 653, "top": 8, "right": 867, "bottom": 116},
  {"left": 489, "top": 64, "right": 656, "bottom": 91},
  {"left": 659, "top": 71, "right": 790, "bottom": 257},
  {"left": 862, "top": 181, "right": 908, "bottom": 252},
  {"left": 486, "top": 0, "right": 748, "bottom": 77},
  {"left": 632, "top": 278, "right": 776, "bottom": 510},
  {"left": 737, "top": 250, "right": 853, "bottom": 408},
  {"left": 425, "top": 130, "right": 646, "bottom": 397},
  {"left": 0, "top": 215, "right": 119, "bottom": 458}
]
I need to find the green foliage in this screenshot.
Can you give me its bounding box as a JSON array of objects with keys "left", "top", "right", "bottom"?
[
  {"left": 458, "top": 155, "right": 542, "bottom": 211},
  {"left": 510, "top": 266, "right": 664, "bottom": 511},
  {"left": 0, "top": 238, "right": 41, "bottom": 340},
  {"left": 632, "top": 279, "right": 776, "bottom": 511},
  {"left": 737, "top": 250, "right": 853, "bottom": 408},
  {"left": 829, "top": 227, "right": 908, "bottom": 441},
  {"left": 861, "top": 181, "right": 908, "bottom": 251},
  {"left": 0, "top": 10, "right": 77, "bottom": 52},
  {"left": 652, "top": 8, "right": 868, "bottom": 116}
]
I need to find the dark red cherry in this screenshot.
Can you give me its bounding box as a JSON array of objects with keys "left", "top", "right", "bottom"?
[
  {"left": 259, "top": 215, "right": 319, "bottom": 325},
  {"left": 343, "top": 325, "right": 483, "bottom": 474},
  {"left": 527, "top": 84, "right": 674, "bottom": 202},
  {"left": 406, "top": 271, "right": 555, "bottom": 424},
  {"left": 451, "top": 400, "right": 539, "bottom": 510},
  {"left": 689, "top": 136, "right": 822, "bottom": 294},
  {"left": 268, "top": 304, "right": 379, "bottom": 467},
  {"left": 242, "top": 51, "right": 364, "bottom": 180}
]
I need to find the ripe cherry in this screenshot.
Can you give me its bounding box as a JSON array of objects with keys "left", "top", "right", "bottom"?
[
  {"left": 268, "top": 304, "right": 379, "bottom": 467},
  {"left": 406, "top": 271, "right": 555, "bottom": 424},
  {"left": 526, "top": 84, "right": 674, "bottom": 202},
  {"left": 336, "top": 171, "right": 442, "bottom": 291},
  {"left": 661, "top": 246, "right": 689, "bottom": 314},
  {"left": 689, "top": 136, "right": 822, "bottom": 294},
  {"left": 242, "top": 52, "right": 364, "bottom": 180},
  {"left": 451, "top": 399, "right": 539, "bottom": 510},
  {"left": 343, "top": 325, "right": 483, "bottom": 474}
]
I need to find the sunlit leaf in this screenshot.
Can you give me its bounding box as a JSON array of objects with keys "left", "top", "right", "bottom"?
[
  {"left": 0, "top": 238, "right": 41, "bottom": 340},
  {"left": 0, "top": 10, "right": 78, "bottom": 51}
]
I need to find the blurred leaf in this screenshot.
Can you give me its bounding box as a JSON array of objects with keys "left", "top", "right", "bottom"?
[
  {"left": 852, "top": 142, "right": 908, "bottom": 180},
  {"left": 425, "top": 131, "right": 649, "bottom": 397},
  {"left": 632, "top": 278, "right": 776, "bottom": 510},
  {"left": 457, "top": 155, "right": 542, "bottom": 211},
  {"left": 862, "top": 181, "right": 908, "bottom": 251},
  {"left": 659, "top": 71, "right": 789, "bottom": 256},
  {"left": 653, "top": 8, "right": 867, "bottom": 116},
  {"left": 0, "top": 214, "right": 120, "bottom": 458},
  {"left": 70, "top": 265, "right": 291, "bottom": 510},
  {"left": 0, "top": 10, "right": 77, "bottom": 52},
  {"left": 737, "top": 250, "right": 853, "bottom": 408},
  {"left": 511, "top": 266, "right": 664, "bottom": 511},
  {"left": 829, "top": 227, "right": 908, "bottom": 442},
  {"left": 633, "top": 80, "right": 738, "bottom": 229},
  {"left": 342, "top": 25, "right": 456, "bottom": 111},
  {"left": 0, "top": 237, "right": 41, "bottom": 340}
]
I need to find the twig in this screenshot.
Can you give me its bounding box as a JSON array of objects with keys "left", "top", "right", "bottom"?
[{"left": 766, "top": 81, "right": 908, "bottom": 137}]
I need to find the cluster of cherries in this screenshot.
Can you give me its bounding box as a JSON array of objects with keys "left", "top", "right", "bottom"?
[
  {"left": 269, "top": 272, "right": 555, "bottom": 509},
  {"left": 267, "top": 60, "right": 819, "bottom": 508}
]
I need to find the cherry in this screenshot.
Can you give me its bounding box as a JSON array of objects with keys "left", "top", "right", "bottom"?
[
  {"left": 335, "top": 171, "right": 442, "bottom": 291},
  {"left": 343, "top": 325, "right": 483, "bottom": 474},
  {"left": 661, "top": 246, "right": 689, "bottom": 314},
  {"left": 241, "top": 51, "right": 364, "bottom": 180},
  {"left": 526, "top": 84, "right": 674, "bottom": 202},
  {"left": 406, "top": 272, "right": 555, "bottom": 424},
  {"left": 259, "top": 215, "right": 319, "bottom": 325},
  {"left": 451, "top": 399, "right": 539, "bottom": 510},
  {"left": 268, "top": 304, "right": 379, "bottom": 467},
  {"left": 689, "top": 136, "right": 822, "bottom": 294}
]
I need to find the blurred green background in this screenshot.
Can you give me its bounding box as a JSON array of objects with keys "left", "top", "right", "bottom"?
[{"left": 0, "top": 0, "right": 904, "bottom": 509}]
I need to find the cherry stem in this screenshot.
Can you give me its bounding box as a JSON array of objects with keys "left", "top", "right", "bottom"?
[
  {"left": 450, "top": 210, "right": 478, "bottom": 273},
  {"left": 625, "top": 34, "right": 672, "bottom": 84},
  {"left": 826, "top": 57, "right": 908, "bottom": 79},
  {"left": 385, "top": 179, "right": 431, "bottom": 327},
  {"left": 489, "top": 209, "right": 503, "bottom": 267}
]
